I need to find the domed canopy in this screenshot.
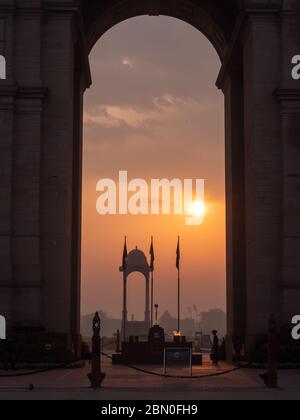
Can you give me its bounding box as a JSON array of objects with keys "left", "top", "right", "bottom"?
[
  {"left": 126, "top": 248, "right": 150, "bottom": 274},
  {"left": 122, "top": 246, "right": 151, "bottom": 337}
]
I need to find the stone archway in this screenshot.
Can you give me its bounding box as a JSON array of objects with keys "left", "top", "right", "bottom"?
[
  {"left": 0, "top": 0, "right": 299, "bottom": 359},
  {"left": 79, "top": 0, "right": 247, "bottom": 359},
  {"left": 78, "top": 0, "right": 247, "bottom": 358},
  {"left": 83, "top": 0, "right": 234, "bottom": 59}
]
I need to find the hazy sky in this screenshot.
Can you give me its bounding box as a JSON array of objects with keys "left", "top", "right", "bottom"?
[{"left": 81, "top": 16, "right": 226, "bottom": 320}]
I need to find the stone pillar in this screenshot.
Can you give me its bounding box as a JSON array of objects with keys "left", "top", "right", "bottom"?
[
  {"left": 12, "top": 85, "right": 46, "bottom": 326},
  {"left": 0, "top": 85, "right": 14, "bottom": 327},
  {"left": 0, "top": 1, "right": 89, "bottom": 355},
  {"left": 277, "top": 3, "right": 300, "bottom": 323},
  {"left": 219, "top": 45, "right": 247, "bottom": 359},
  {"left": 0, "top": 3, "right": 46, "bottom": 329},
  {"left": 0, "top": 5, "right": 14, "bottom": 330},
  {"left": 40, "top": 7, "right": 78, "bottom": 349},
  {"left": 242, "top": 7, "right": 282, "bottom": 350},
  {"left": 12, "top": 4, "right": 45, "bottom": 324}
]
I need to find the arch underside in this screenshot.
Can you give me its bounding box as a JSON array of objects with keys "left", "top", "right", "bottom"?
[
  {"left": 123, "top": 271, "right": 151, "bottom": 338},
  {"left": 81, "top": 0, "right": 240, "bottom": 61},
  {"left": 125, "top": 268, "right": 149, "bottom": 279}
]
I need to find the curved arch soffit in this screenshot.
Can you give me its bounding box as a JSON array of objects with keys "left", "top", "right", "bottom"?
[
  {"left": 125, "top": 267, "right": 150, "bottom": 280},
  {"left": 86, "top": 0, "right": 229, "bottom": 61}
]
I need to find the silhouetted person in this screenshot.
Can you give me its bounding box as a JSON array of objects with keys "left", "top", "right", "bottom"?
[{"left": 211, "top": 330, "right": 219, "bottom": 366}]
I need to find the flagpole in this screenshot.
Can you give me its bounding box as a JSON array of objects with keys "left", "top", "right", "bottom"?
[
  {"left": 151, "top": 269, "right": 154, "bottom": 327},
  {"left": 176, "top": 236, "right": 181, "bottom": 334},
  {"left": 150, "top": 236, "right": 155, "bottom": 328},
  {"left": 122, "top": 270, "right": 127, "bottom": 342},
  {"left": 177, "top": 264, "right": 180, "bottom": 334}
]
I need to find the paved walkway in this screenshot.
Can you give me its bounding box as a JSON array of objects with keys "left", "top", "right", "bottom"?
[{"left": 0, "top": 355, "right": 300, "bottom": 400}]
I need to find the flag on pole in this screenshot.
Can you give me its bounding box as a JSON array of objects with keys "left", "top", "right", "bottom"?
[
  {"left": 149, "top": 236, "right": 155, "bottom": 271},
  {"left": 176, "top": 236, "right": 180, "bottom": 270},
  {"left": 122, "top": 236, "right": 128, "bottom": 270}
]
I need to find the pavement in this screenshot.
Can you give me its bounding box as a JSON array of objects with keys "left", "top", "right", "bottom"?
[{"left": 0, "top": 355, "right": 300, "bottom": 400}]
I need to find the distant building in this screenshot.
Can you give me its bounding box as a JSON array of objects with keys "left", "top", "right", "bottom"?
[
  {"left": 200, "top": 309, "right": 226, "bottom": 337},
  {"left": 81, "top": 311, "right": 121, "bottom": 338},
  {"left": 80, "top": 308, "right": 226, "bottom": 339},
  {"left": 159, "top": 310, "right": 176, "bottom": 335}
]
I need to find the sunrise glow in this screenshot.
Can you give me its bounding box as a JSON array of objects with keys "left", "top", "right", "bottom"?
[{"left": 187, "top": 201, "right": 206, "bottom": 220}]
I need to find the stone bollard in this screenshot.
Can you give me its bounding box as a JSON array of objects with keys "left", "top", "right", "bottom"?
[{"left": 88, "top": 312, "right": 106, "bottom": 388}]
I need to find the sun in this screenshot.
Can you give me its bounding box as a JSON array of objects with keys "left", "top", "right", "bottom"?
[{"left": 188, "top": 201, "right": 206, "bottom": 219}]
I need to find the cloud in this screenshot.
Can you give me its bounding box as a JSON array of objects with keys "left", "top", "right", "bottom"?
[
  {"left": 86, "top": 16, "right": 221, "bottom": 111},
  {"left": 84, "top": 105, "right": 156, "bottom": 128},
  {"left": 83, "top": 94, "right": 214, "bottom": 131},
  {"left": 83, "top": 93, "right": 224, "bottom": 186},
  {"left": 83, "top": 17, "right": 224, "bottom": 191}
]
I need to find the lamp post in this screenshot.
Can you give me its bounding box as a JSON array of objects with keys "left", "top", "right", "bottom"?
[
  {"left": 155, "top": 304, "right": 159, "bottom": 325},
  {"left": 88, "top": 312, "right": 106, "bottom": 388}
]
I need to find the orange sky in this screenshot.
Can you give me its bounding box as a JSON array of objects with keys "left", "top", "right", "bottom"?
[{"left": 81, "top": 16, "right": 226, "bottom": 319}]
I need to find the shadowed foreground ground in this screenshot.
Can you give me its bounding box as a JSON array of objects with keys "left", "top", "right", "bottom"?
[{"left": 0, "top": 356, "right": 300, "bottom": 400}]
